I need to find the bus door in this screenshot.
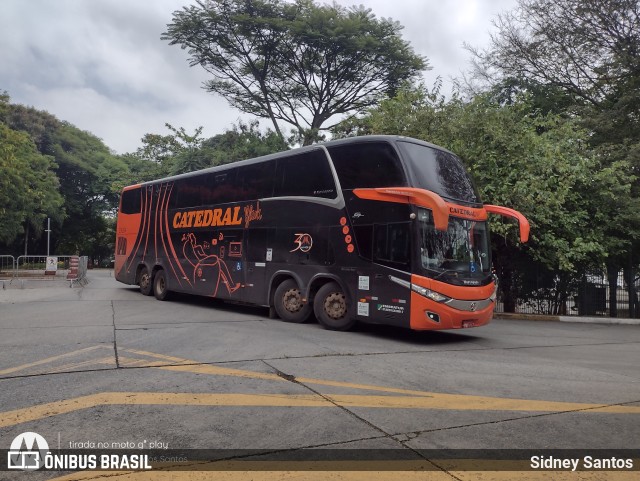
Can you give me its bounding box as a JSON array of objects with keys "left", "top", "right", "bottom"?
[
  {"left": 243, "top": 228, "right": 270, "bottom": 305},
  {"left": 355, "top": 222, "right": 413, "bottom": 327}
]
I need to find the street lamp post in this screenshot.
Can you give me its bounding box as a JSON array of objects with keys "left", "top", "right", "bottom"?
[{"left": 46, "top": 218, "right": 51, "bottom": 256}]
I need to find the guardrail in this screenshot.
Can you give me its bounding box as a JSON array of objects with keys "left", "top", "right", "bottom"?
[
  {"left": 0, "top": 255, "right": 15, "bottom": 279},
  {"left": 1, "top": 255, "right": 89, "bottom": 286}
]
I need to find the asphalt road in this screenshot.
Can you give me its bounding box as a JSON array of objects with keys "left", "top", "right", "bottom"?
[{"left": 0, "top": 270, "right": 638, "bottom": 480}]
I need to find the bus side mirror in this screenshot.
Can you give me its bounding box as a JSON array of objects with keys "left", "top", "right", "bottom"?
[
  {"left": 354, "top": 187, "right": 450, "bottom": 231},
  {"left": 484, "top": 205, "right": 530, "bottom": 243}
]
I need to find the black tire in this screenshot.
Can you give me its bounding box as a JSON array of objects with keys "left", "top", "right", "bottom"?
[
  {"left": 139, "top": 266, "right": 153, "bottom": 296},
  {"left": 274, "top": 279, "right": 312, "bottom": 323},
  {"left": 153, "top": 269, "right": 171, "bottom": 301},
  {"left": 313, "top": 282, "right": 355, "bottom": 331}
]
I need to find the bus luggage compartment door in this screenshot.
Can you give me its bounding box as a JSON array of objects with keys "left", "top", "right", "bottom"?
[{"left": 356, "top": 272, "right": 411, "bottom": 327}]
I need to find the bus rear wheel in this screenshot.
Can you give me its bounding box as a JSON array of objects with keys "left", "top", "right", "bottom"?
[
  {"left": 274, "top": 279, "right": 312, "bottom": 323},
  {"left": 314, "top": 282, "right": 355, "bottom": 331},
  {"left": 153, "top": 269, "right": 171, "bottom": 301},
  {"left": 139, "top": 267, "right": 153, "bottom": 296}
]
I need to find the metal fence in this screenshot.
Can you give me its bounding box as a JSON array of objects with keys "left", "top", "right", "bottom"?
[
  {"left": 495, "top": 268, "right": 639, "bottom": 318},
  {"left": 0, "top": 255, "right": 89, "bottom": 283},
  {"left": 0, "top": 255, "right": 15, "bottom": 279},
  {"left": 16, "top": 255, "right": 73, "bottom": 278}
]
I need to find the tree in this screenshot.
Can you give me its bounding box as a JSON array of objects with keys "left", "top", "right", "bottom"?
[
  {"left": 0, "top": 122, "right": 64, "bottom": 245},
  {"left": 335, "top": 85, "right": 638, "bottom": 313},
  {"left": 163, "top": 0, "right": 426, "bottom": 145},
  {"left": 468, "top": 0, "right": 640, "bottom": 315},
  {"left": 2, "top": 99, "right": 127, "bottom": 259},
  {"left": 124, "top": 120, "right": 288, "bottom": 181},
  {"left": 469, "top": 0, "right": 639, "bottom": 112},
  {"left": 202, "top": 120, "right": 288, "bottom": 166}
]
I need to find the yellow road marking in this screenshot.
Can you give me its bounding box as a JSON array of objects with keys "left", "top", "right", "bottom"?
[
  {"left": 2, "top": 346, "right": 638, "bottom": 431},
  {"left": 47, "top": 464, "right": 639, "bottom": 481},
  {"left": 119, "top": 348, "right": 435, "bottom": 396},
  {"left": 1, "top": 390, "right": 639, "bottom": 428},
  {"left": 0, "top": 392, "right": 331, "bottom": 428},
  {"left": 46, "top": 357, "right": 117, "bottom": 374},
  {"left": 50, "top": 468, "right": 454, "bottom": 481},
  {"left": 0, "top": 345, "right": 104, "bottom": 375}
]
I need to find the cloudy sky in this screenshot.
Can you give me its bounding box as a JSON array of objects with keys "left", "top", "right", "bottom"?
[{"left": 1, "top": 0, "right": 517, "bottom": 154}]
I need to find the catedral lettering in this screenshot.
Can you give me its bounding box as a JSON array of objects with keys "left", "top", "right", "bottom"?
[
  {"left": 115, "top": 135, "right": 529, "bottom": 332},
  {"left": 172, "top": 206, "right": 242, "bottom": 229},
  {"left": 449, "top": 206, "right": 481, "bottom": 218}
]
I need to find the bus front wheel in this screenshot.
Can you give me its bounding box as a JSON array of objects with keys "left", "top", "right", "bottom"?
[
  {"left": 274, "top": 279, "right": 312, "bottom": 323},
  {"left": 139, "top": 267, "right": 153, "bottom": 296},
  {"left": 314, "top": 282, "right": 355, "bottom": 331},
  {"left": 153, "top": 270, "right": 171, "bottom": 301}
]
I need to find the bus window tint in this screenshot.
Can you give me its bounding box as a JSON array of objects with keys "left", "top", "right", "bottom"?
[
  {"left": 174, "top": 179, "right": 202, "bottom": 208},
  {"left": 120, "top": 188, "right": 142, "bottom": 214},
  {"left": 274, "top": 150, "right": 337, "bottom": 198},
  {"left": 328, "top": 142, "right": 406, "bottom": 189},
  {"left": 236, "top": 162, "right": 275, "bottom": 200},
  {"left": 201, "top": 171, "right": 240, "bottom": 205},
  {"left": 353, "top": 225, "right": 373, "bottom": 260},
  {"left": 398, "top": 141, "right": 481, "bottom": 204},
  {"left": 373, "top": 222, "right": 411, "bottom": 267}
]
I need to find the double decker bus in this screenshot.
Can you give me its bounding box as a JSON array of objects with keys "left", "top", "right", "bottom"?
[{"left": 115, "top": 135, "right": 529, "bottom": 331}]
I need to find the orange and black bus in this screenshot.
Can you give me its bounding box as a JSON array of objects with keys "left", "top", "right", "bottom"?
[{"left": 115, "top": 135, "right": 529, "bottom": 331}]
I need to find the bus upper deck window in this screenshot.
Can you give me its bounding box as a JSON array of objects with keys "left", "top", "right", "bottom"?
[
  {"left": 328, "top": 142, "right": 407, "bottom": 190},
  {"left": 120, "top": 188, "right": 142, "bottom": 214},
  {"left": 275, "top": 150, "right": 337, "bottom": 198}
]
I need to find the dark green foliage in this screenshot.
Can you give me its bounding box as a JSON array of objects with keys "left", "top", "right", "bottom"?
[
  {"left": 467, "top": 0, "right": 640, "bottom": 313},
  {"left": 122, "top": 120, "right": 288, "bottom": 179},
  {"left": 0, "top": 95, "right": 126, "bottom": 258},
  {"left": 334, "top": 84, "right": 639, "bottom": 312},
  {"left": 0, "top": 121, "right": 64, "bottom": 245}
]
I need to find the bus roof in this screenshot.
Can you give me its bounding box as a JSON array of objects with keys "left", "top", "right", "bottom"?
[{"left": 125, "top": 135, "right": 454, "bottom": 189}]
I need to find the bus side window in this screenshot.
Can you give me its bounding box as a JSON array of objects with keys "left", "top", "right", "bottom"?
[
  {"left": 121, "top": 188, "right": 142, "bottom": 214},
  {"left": 274, "top": 150, "right": 337, "bottom": 198},
  {"left": 202, "top": 171, "right": 240, "bottom": 205},
  {"left": 236, "top": 162, "right": 275, "bottom": 200},
  {"left": 353, "top": 225, "right": 373, "bottom": 260},
  {"left": 373, "top": 223, "right": 411, "bottom": 267},
  {"left": 328, "top": 142, "right": 407, "bottom": 190},
  {"left": 174, "top": 179, "right": 202, "bottom": 208}
]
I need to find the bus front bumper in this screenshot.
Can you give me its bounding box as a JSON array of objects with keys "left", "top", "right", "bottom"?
[{"left": 409, "top": 291, "right": 495, "bottom": 330}]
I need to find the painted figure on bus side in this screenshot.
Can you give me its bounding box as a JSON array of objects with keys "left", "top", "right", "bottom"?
[{"left": 182, "top": 233, "right": 241, "bottom": 296}]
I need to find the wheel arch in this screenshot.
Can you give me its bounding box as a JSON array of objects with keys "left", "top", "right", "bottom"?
[
  {"left": 268, "top": 270, "right": 305, "bottom": 308},
  {"left": 306, "top": 274, "right": 349, "bottom": 304},
  {"left": 135, "top": 263, "right": 150, "bottom": 284}
]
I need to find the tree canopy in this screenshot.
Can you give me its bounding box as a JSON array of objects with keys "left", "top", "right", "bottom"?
[
  {"left": 334, "top": 84, "right": 639, "bottom": 312},
  {"left": 0, "top": 94, "right": 127, "bottom": 259},
  {"left": 0, "top": 121, "right": 64, "bottom": 245},
  {"left": 163, "top": 0, "right": 426, "bottom": 145},
  {"left": 467, "top": 0, "right": 640, "bottom": 312}
]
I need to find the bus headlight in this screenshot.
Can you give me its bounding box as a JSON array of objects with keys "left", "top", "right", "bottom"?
[{"left": 411, "top": 284, "right": 451, "bottom": 303}]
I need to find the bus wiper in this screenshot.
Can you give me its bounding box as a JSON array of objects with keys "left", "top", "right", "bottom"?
[{"left": 422, "top": 266, "right": 459, "bottom": 280}]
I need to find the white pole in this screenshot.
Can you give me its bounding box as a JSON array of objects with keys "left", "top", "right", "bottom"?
[{"left": 46, "top": 218, "right": 51, "bottom": 256}]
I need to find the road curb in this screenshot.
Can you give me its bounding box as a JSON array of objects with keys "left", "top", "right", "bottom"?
[
  {"left": 0, "top": 277, "right": 90, "bottom": 289},
  {"left": 494, "top": 312, "right": 640, "bottom": 325}
]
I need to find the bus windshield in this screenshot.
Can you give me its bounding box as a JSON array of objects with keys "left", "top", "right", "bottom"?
[
  {"left": 398, "top": 141, "right": 481, "bottom": 205},
  {"left": 417, "top": 208, "right": 491, "bottom": 282}
]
